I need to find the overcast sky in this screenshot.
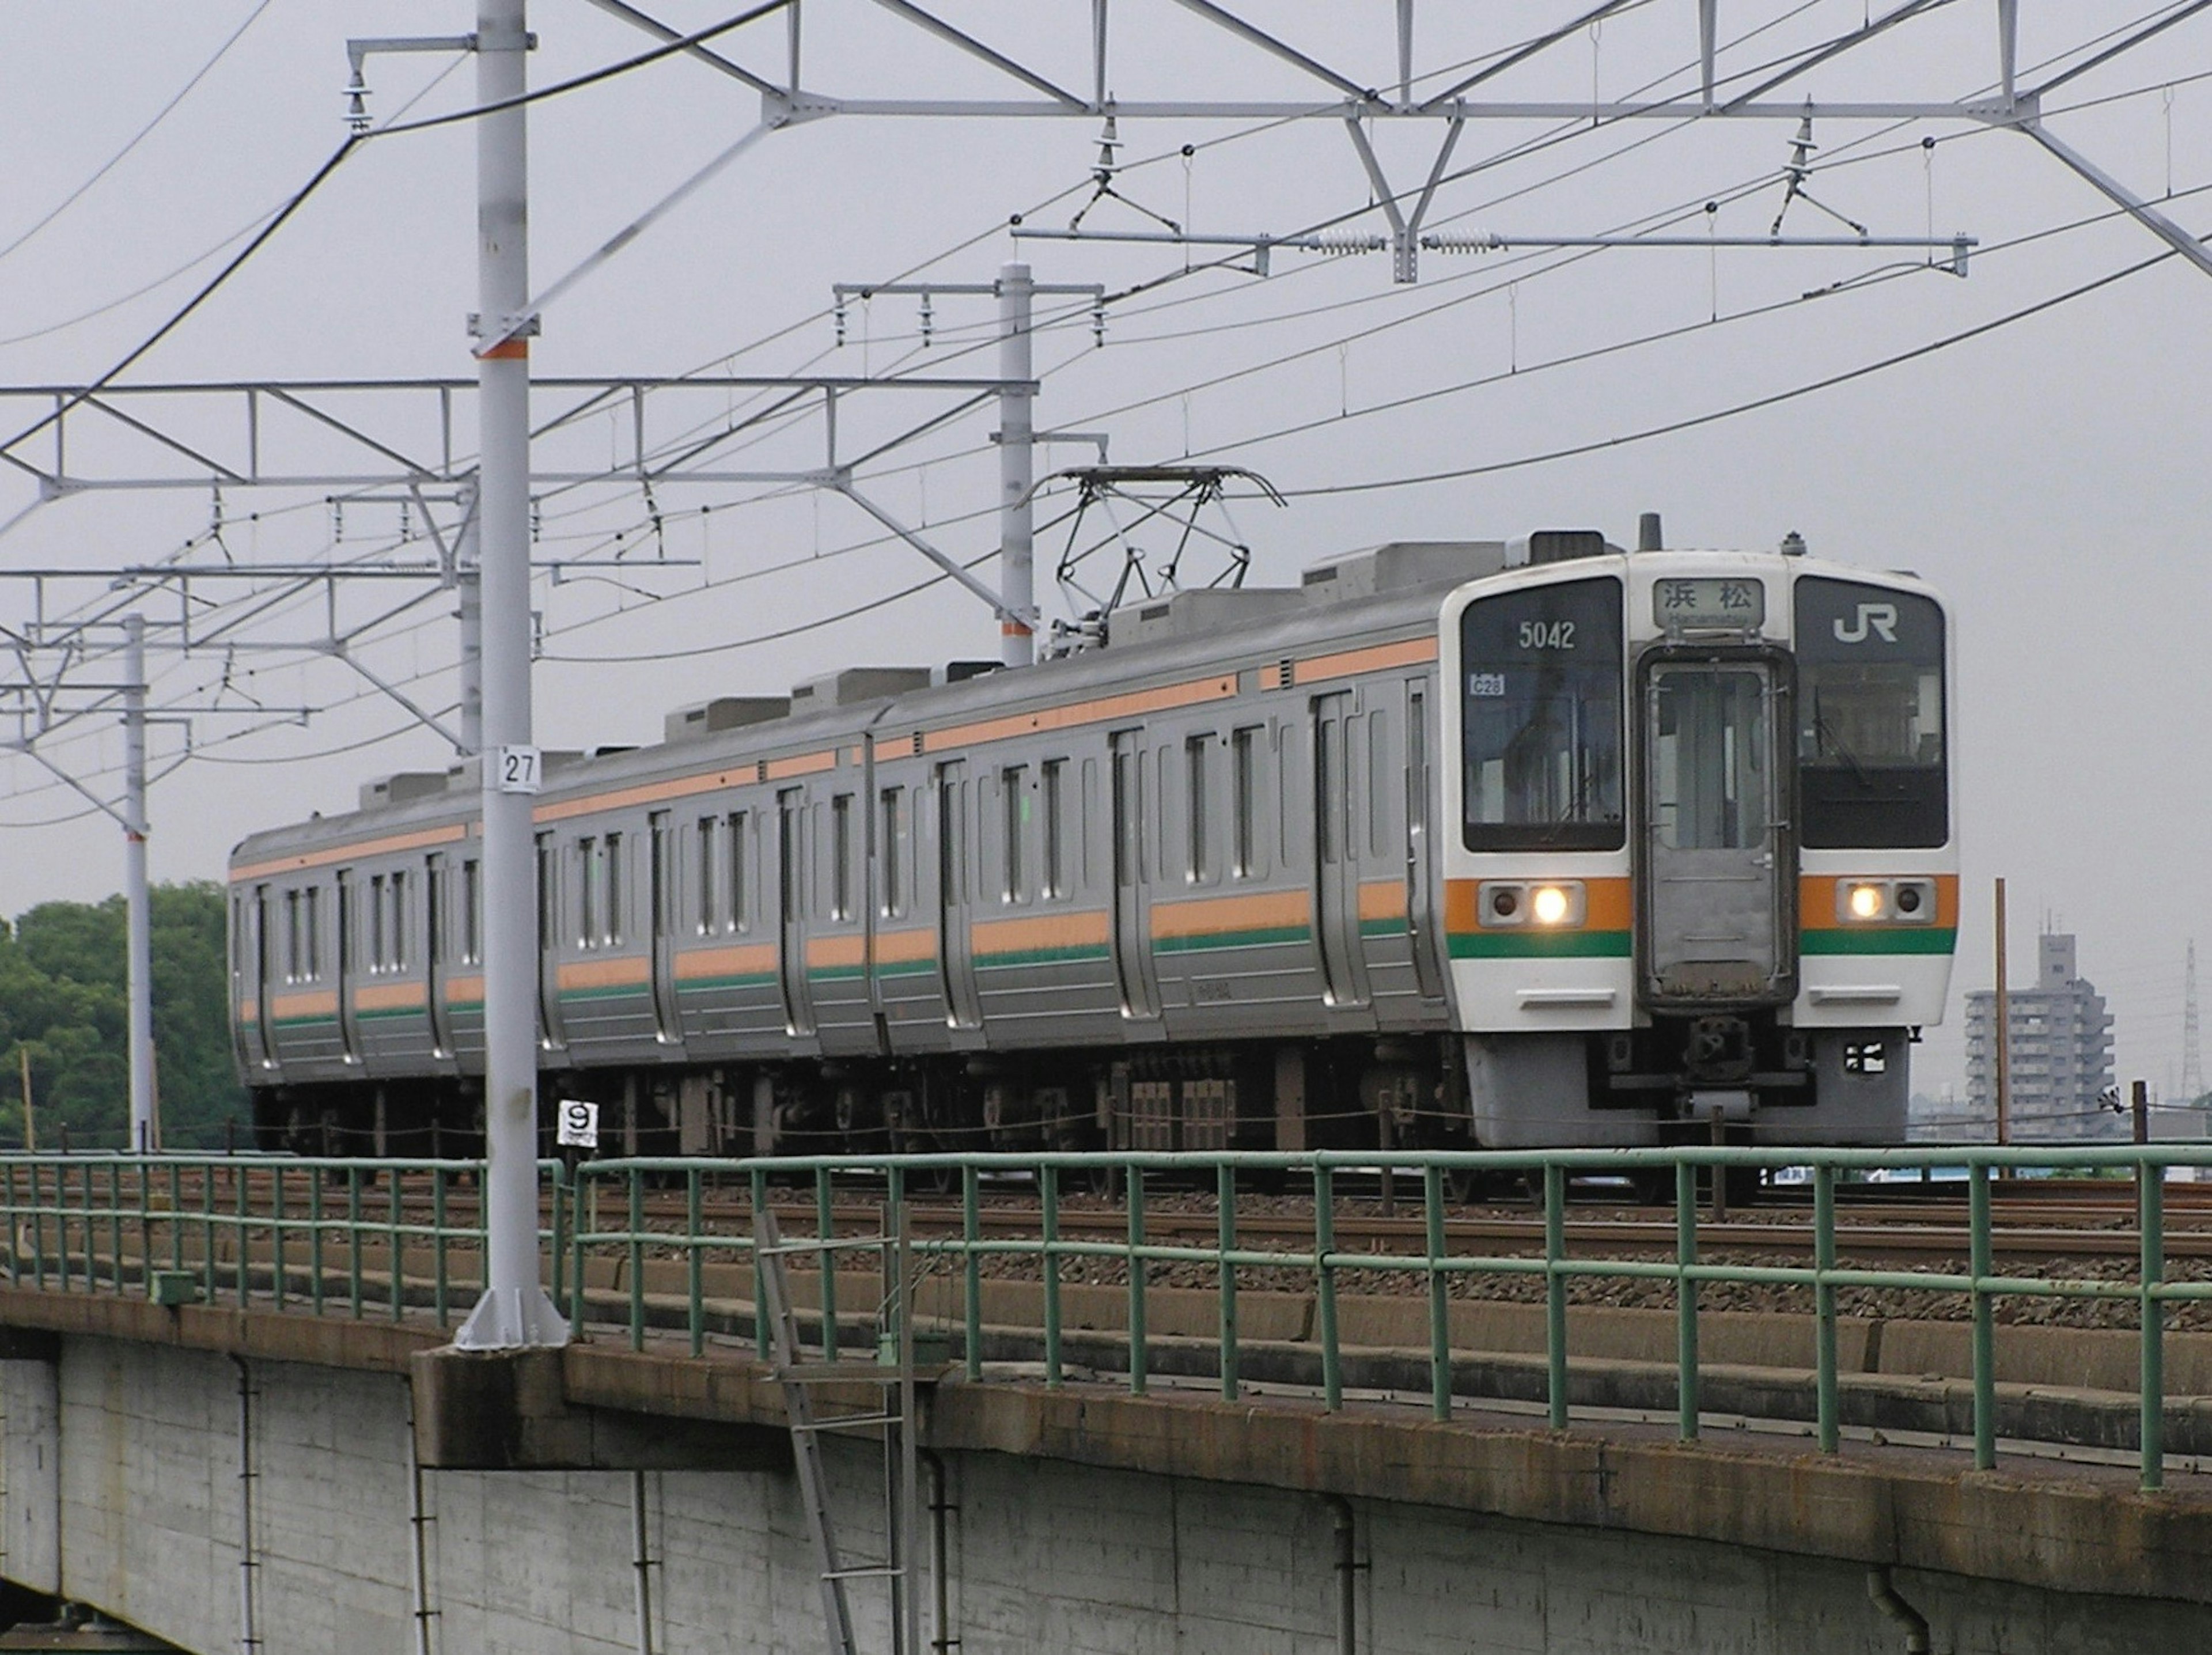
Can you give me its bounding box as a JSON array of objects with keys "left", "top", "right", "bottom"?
[{"left": 1, "top": 2, "right": 2208, "bottom": 1103}]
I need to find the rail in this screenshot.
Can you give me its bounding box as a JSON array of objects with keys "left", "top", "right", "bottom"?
[{"left": 3, "top": 1145, "right": 2209, "bottom": 1492}]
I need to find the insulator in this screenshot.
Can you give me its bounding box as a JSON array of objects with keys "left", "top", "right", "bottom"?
[
  {"left": 1420, "top": 233, "right": 1505, "bottom": 255},
  {"left": 1092, "top": 298, "right": 1107, "bottom": 349},
  {"left": 1309, "top": 233, "right": 1381, "bottom": 257},
  {"left": 919, "top": 292, "right": 933, "bottom": 349},
  {"left": 833, "top": 297, "right": 846, "bottom": 347}
]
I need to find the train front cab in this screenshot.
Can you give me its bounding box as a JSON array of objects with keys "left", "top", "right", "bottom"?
[{"left": 1439, "top": 548, "right": 1956, "bottom": 1148}]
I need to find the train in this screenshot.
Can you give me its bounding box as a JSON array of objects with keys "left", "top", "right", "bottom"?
[{"left": 226, "top": 521, "right": 1957, "bottom": 1168}]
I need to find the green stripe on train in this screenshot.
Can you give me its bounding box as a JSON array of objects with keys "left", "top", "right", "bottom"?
[
  {"left": 975, "top": 943, "right": 1113, "bottom": 970},
  {"left": 1154, "top": 926, "right": 1310, "bottom": 955},
  {"left": 1801, "top": 927, "right": 1957, "bottom": 956},
  {"left": 1447, "top": 930, "right": 1633, "bottom": 959}
]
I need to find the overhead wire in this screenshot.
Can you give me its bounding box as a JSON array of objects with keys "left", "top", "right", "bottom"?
[
  {"left": 1275, "top": 245, "right": 2178, "bottom": 496},
  {"left": 2, "top": 5, "right": 2203, "bottom": 804},
  {"left": 0, "top": 0, "right": 276, "bottom": 267}
]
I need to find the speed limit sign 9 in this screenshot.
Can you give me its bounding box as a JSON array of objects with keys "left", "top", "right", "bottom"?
[{"left": 556, "top": 1099, "right": 600, "bottom": 1149}]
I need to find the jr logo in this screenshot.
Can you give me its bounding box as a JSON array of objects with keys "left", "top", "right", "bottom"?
[{"left": 1832, "top": 603, "right": 1898, "bottom": 644}]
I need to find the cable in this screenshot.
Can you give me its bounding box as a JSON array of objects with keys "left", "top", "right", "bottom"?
[
  {"left": 0, "top": 50, "right": 472, "bottom": 352},
  {"left": 0, "top": 139, "right": 358, "bottom": 459},
  {"left": 1278, "top": 248, "right": 2175, "bottom": 497},
  {"left": 6, "top": 9, "right": 2201, "bottom": 797},
  {"left": 0, "top": 0, "right": 274, "bottom": 266},
  {"left": 371, "top": 1, "right": 795, "bottom": 138}
]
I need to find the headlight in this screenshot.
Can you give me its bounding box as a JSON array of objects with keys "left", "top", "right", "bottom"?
[
  {"left": 1478, "top": 880, "right": 1586, "bottom": 928},
  {"left": 1835, "top": 878, "right": 1938, "bottom": 925}
]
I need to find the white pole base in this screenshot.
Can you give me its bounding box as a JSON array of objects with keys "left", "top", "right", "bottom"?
[{"left": 453, "top": 1287, "right": 572, "bottom": 1351}]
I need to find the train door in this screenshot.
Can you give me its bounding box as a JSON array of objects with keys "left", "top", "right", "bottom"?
[
  {"left": 1638, "top": 657, "right": 1796, "bottom": 1006},
  {"left": 238, "top": 886, "right": 272, "bottom": 1070},
  {"left": 535, "top": 832, "right": 566, "bottom": 1048},
  {"left": 1108, "top": 730, "right": 1160, "bottom": 1020},
  {"left": 936, "top": 760, "right": 982, "bottom": 1029},
  {"left": 778, "top": 787, "right": 817, "bottom": 1037},
  {"left": 1312, "top": 692, "right": 1370, "bottom": 1008},
  {"left": 1404, "top": 679, "right": 1446, "bottom": 1001},
  {"left": 334, "top": 869, "right": 362, "bottom": 1063},
  {"left": 426, "top": 854, "right": 454, "bottom": 1058},
  {"left": 648, "top": 811, "right": 680, "bottom": 1042}
]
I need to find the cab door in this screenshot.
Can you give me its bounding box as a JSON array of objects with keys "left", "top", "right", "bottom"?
[{"left": 1638, "top": 656, "right": 1796, "bottom": 1007}]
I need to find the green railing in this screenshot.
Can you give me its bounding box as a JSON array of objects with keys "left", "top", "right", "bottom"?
[
  {"left": 2, "top": 1145, "right": 2208, "bottom": 1492},
  {"left": 0, "top": 1154, "right": 559, "bottom": 1330},
  {"left": 570, "top": 1143, "right": 2212, "bottom": 1494}
]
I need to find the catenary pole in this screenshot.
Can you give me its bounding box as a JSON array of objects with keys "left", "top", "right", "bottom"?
[
  {"left": 456, "top": 478, "right": 483, "bottom": 755},
  {"left": 457, "top": 0, "right": 568, "bottom": 1349},
  {"left": 123, "top": 614, "right": 155, "bottom": 1154},
  {"left": 997, "top": 262, "right": 1035, "bottom": 666}
]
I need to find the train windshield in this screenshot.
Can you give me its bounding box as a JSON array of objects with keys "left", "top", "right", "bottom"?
[
  {"left": 1793, "top": 577, "right": 1946, "bottom": 848},
  {"left": 1459, "top": 576, "right": 1625, "bottom": 851}
]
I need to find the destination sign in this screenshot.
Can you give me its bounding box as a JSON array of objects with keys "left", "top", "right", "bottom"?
[{"left": 1652, "top": 577, "right": 1764, "bottom": 631}]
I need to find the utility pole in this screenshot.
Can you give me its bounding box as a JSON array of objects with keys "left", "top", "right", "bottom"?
[
  {"left": 2183, "top": 942, "right": 2202, "bottom": 1104},
  {"left": 1993, "top": 876, "right": 2010, "bottom": 1147},
  {"left": 456, "top": 0, "right": 567, "bottom": 1350},
  {"left": 123, "top": 615, "right": 155, "bottom": 1154},
  {"left": 998, "top": 262, "right": 1035, "bottom": 666}
]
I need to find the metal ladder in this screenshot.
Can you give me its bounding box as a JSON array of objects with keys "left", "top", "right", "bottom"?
[{"left": 753, "top": 1202, "right": 925, "bottom": 1655}]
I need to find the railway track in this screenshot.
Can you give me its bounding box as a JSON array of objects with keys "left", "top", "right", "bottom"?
[{"left": 62, "top": 1165, "right": 2212, "bottom": 1268}]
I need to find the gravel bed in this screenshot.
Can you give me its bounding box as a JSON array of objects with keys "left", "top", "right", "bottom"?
[{"left": 608, "top": 1214, "right": 2212, "bottom": 1332}]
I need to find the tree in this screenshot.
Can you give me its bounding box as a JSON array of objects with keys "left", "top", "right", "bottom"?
[{"left": 0, "top": 883, "right": 245, "bottom": 1149}]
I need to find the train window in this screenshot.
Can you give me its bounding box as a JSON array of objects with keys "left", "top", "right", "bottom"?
[
  {"left": 390, "top": 869, "right": 409, "bottom": 969},
  {"left": 728, "top": 812, "right": 750, "bottom": 931},
  {"left": 1080, "top": 758, "right": 1099, "bottom": 891},
  {"left": 1231, "top": 728, "right": 1260, "bottom": 878},
  {"left": 604, "top": 833, "right": 624, "bottom": 944},
  {"left": 880, "top": 788, "right": 906, "bottom": 917},
  {"left": 284, "top": 890, "right": 301, "bottom": 983},
  {"left": 536, "top": 835, "right": 556, "bottom": 962},
  {"left": 1001, "top": 767, "right": 1027, "bottom": 903},
  {"left": 1459, "top": 575, "right": 1626, "bottom": 851},
  {"left": 369, "top": 876, "right": 388, "bottom": 974},
  {"left": 425, "top": 862, "right": 443, "bottom": 973},
  {"left": 779, "top": 801, "right": 801, "bottom": 923},
  {"left": 1368, "top": 710, "right": 1389, "bottom": 854},
  {"left": 1794, "top": 578, "right": 1946, "bottom": 848},
  {"left": 832, "top": 795, "right": 855, "bottom": 921},
  {"left": 695, "top": 818, "right": 717, "bottom": 934},
  {"left": 1042, "top": 762, "right": 1066, "bottom": 899},
  {"left": 463, "top": 860, "right": 481, "bottom": 965},
  {"left": 1651, "top": 669, "right": 1768, "bottom": 850},
  {"left": 1185, "top": 736, "right": 1213, "bottom": 884},
  {"left": 577, "top": 838, "right": 599, "bottom": 949}
]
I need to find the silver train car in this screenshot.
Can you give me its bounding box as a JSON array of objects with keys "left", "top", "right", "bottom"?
[{"left": 228, "top": 528, "right": 1956, "bottom": 1160}]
